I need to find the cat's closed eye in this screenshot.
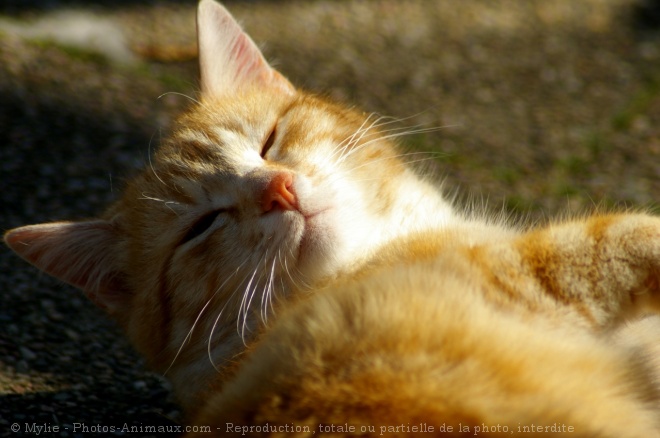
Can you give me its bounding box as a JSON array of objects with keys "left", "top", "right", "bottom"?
[
  {"left": 261, "top": 126, "right": 277, "bottom": 159},
  {"left": 180, "top": 209, "right": 227, "bottom": 245}
]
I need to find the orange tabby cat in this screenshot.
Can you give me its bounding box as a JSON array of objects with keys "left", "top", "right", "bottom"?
[{"left": 4, "top": 1, "right": 660, "bottom": 436}]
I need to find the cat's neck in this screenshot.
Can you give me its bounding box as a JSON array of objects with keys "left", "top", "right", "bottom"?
[
  {"left": 385, "top": 169, "right": 457, "bottom": 232},
  {"left": 350, "top": 170, "right": 457, "bottom": 265}
]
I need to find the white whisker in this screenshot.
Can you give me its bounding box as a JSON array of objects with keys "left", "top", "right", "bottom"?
[
  {"left": 260, "top": 255, "right": 278, "bottom": 325},
  {"left": 330, "top": 112, "right": 380, "bottom": 163},
  {"left": 138, "top": 192, "right": 182, "bottom": 216},
  {"left": 148, "top": 129, "right": 168, "bottom": 187},
  {"left": 338, "top": 114, "right": 392, "bottom": 163},
  {"left": 206, "top": 297, "right": 237, "bottom": 373},
  {"left": 237, "top": 266, "right": 261, "bottom": 344},
  {"left": 163, "top": 254, "right": 250, "bottom": 375},
  {"left": 339, "top": 125, "right": 452, "bottom": 164},
  {"left": 158, "top": 91, "right": 201, "bottom": 105},
  {"left": 206, "top": 261, "right": 257, "bottom": 371}
]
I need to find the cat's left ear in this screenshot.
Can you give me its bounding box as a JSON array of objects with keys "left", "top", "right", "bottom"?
[
  {"left": 4, "top": 220, "right": 129, "bottom": 315},
  {"left": 197, "top": 0, "right": 295, "bottom": 97}
]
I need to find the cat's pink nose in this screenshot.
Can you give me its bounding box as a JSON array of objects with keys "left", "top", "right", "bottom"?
[{"left": 261, "top": 172, "right": 297, "bottom": 213}]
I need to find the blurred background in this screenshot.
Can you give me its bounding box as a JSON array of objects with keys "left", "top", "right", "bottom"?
[{"left": 1, "top": 0, "right": 660, "bottom": 431}]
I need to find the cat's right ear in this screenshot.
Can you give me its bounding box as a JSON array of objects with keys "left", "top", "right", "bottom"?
[
  {"left": 4, "top": 220, "right": 129, "bottom": 315},
  {"left": 197, "top": 0, "right": 295, "bottom": 97}
]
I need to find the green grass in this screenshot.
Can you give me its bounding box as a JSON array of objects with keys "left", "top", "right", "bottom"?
[{"left": 612, "top": 78, "right": 660, "bottom": 131}]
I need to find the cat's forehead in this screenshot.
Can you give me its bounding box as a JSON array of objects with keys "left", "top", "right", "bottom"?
[
  {"left": 131, "top": 91, "right": 371, "bottom": 212},
  {"left": 159, "top": 92, "right": 364, "bottom": 169}
]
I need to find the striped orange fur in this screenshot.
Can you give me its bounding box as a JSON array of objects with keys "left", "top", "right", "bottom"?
[{"left": 4, "top": 1, "right": 660, "bottom": 436}]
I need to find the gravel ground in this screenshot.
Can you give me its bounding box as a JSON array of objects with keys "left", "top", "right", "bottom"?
[{"left": 1, "top": 0, "right": 660, "bottom": 436}]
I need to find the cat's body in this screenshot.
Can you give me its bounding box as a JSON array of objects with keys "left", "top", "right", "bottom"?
[
  {"left": 194, "top": 221, "right": 660, "bottom": 436},
  {"left": 4, "top": 1, "right": 660, "bottom": 436}
]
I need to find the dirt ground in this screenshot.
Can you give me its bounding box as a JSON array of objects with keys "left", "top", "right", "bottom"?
[{"left": 1, "top": 0, "right": 659, "bottom": 434}]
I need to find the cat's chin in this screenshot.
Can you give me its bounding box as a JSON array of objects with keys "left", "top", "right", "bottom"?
[{"left": 289, "top": 210, "right": 333, "bottom": 278}]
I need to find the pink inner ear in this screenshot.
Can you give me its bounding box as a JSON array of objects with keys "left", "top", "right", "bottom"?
[
  {"left": 4, "top": 221, "right": 129, "bottom": 314},
  {"left": 197, "top": 0, "right": 295, "bottom": 97},
  {"left": 229, "top": 32, "right": 270, "bottom": 84},
  {"left": 5, "top": 227, "right": 43, "bottom": 261},
  {"left": 231, "top": 31, "right": 259, "bottom": 74},
  {"left": 4, "top": 226, "right": 77, "bottom": 282},
  {"left": 231, "top": 33, "right": 294, "bottom": 95}
]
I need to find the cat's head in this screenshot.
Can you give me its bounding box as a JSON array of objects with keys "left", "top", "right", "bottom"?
[{"left": 4, "top": 0, "right": 451, "bottom": 401}]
